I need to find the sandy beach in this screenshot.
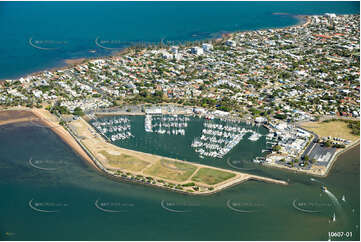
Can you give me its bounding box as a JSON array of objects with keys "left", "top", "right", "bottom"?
[
  {"left": 0, "top": 110, "right": 36, "bottom": 124},
  {"left": 64, "top": 58, "right": 86, "bottom": 65},
  {"left": 2, "top": 107, "right": 358, "bottom": 192},
  {"left": 0, "top": 108, "right": 288, "bottom": 194},
  {"left": 13, "top": 109, "right": 99, "bottom": 173},
  {"left": 67, "top": 115, "right": 287, "bottom": 194}
]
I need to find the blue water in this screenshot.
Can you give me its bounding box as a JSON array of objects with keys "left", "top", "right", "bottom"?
[{"left": 0, "top": 1, "right": 359, "bottom": 79}]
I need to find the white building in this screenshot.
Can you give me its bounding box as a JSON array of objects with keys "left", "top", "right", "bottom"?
[
  {"left": 145, "top": 108, "right": 162, "bottom": 114},
  {"left": 173, "top": 53, "right": 182, "bottom": 61},
  {"left": 32, "top": 90, "right": 43, "bottom": 98},
  {"left": 255, "top": 116, "right": 267, "bottom": 123},
  {"left": 202, "top": 43, "right": 213, "bottom": 52},
  {"left": 170, "top": 46, "right": 179, "bottom": 54},
  {"left": 325, "top": 13, "right": 336, "bottom": 18},
  {"left": 190, "top": 47, "right": 204, "bottom": 55},
  {"left": 225, "top": 40, "right": 236, "bottom": 47},
  {"left": 161, "top": 51, "right": 173, "bottom": 60}
]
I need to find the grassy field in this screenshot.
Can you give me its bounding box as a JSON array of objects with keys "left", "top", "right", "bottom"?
[
  {"left": 143, "top": 159, "right": 197, "bottom": 182},
  {"left": 191, "top": 167, "right": 236, "bottom": 185},
  {"left": 99, "top": 150, "right": 150, "bottom": 172},
  {"left": 300, "top": 120, "right": 359, "bottom": 141}
]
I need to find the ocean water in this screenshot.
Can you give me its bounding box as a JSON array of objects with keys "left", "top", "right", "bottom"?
[
  {"left": 0, "top": 1, "right": 359, "bottom": 79},
  {"left": 0, "top": 121, "right": 359, "bottom": 241}
]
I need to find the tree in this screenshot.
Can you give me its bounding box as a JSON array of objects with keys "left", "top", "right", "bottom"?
[
  {"left": 73, "top": 107, "right": 84, "bottom": 116},
  {"left": 273, "top": 145, "right": 282, "bottom": 152}
]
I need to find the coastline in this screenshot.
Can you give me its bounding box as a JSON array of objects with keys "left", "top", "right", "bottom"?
[
  {"left": 64, "top": 58, "right": 86, "bottom": 66},
  {"left": 263, "top": 139, "right": 360, "bottom": 178},
  {"left": 31, "top": 109, "right": 102, "bottom": 173},
  {"left": 0, "top": 13, "right": 312, "bottom": 82},
  {"left": 1, "top": 108, "right": 104, "bottom": 173},
  {"left": 0, "top": 108, "right": 287, "bottom": 195},
  {"left": 322, "top": 139, "right": 360, "bottom": 177},
  {"left": 68, "top": 115, "right": 287, "bottom": 194},
  {"left": 0, "top": 107, "right": 358, "bottom": 183}
]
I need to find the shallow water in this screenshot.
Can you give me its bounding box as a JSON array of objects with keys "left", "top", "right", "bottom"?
[{"left": 0, "top": 121, "right": 359, "bottom": 240}]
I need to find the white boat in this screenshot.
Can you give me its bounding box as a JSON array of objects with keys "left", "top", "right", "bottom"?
[
  {"left": 144, "top": 115, "right": 153, "bottom": 132},
  {"left": 332, "top": 213, "right": 336, "bottom": 222},
  {"left": 341, "top": 195, "right": 346, "bottom": 202}
]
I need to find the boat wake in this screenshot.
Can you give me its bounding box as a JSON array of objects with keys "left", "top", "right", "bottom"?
[
  {"left": 310, "top": 177, "right": 326, "bottom": 185},
  {"left": 324, "top": 189, "right": 341, "bottom": 208},
  {"left": 311, "top": 178, "right": 345, "bottom": 222},
  {"left": 323, "top": 189, "right": 346, "bottom": 224}
]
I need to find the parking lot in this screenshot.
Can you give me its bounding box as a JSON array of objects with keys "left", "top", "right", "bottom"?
[{"left": 308, "top": 144, "right": 337, "bottom": 167}]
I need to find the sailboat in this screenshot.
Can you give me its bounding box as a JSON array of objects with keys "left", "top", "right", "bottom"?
[
  {"left": 341, "top": 195, "right": 346, "bottom": 202},
  {"left": 332, "top": 213, "right": 336, "bottom": 222}
]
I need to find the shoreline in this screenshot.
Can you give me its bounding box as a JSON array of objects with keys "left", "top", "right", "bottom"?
[
  {"left": 0, "top": 13, "right": 313, "bottom": 82},
  {"left": 263, "top": 137, "right": 360, "bottom": 178},
  {"left": 322, "top": 139, "right": 360, "bottom": 177},
  {"left": 0, "top": 109, "right": 103, "bottom": 174},
  {"left": 31, "top": 109, "right": 103, "bottom": 173},
  {"left": 0, "top": 108, "right": 287, "bottom": 195},
  {"left": 263, "top": 140, "right": 360, "bottom": 178},
  {"left": 261, "top": 116, "right": 360, "bottom": 178},
  {"left": 0, "top": 108, "right": 358, "bottom": 182},
  {"left": 68, "top": 115, "right": 287, "bottom": 194}
]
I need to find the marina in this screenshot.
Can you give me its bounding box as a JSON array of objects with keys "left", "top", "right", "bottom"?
[
  {"left": 0, "top": 1, "right": 358, "bottom": 240},
  {"left": 92, "top": 116, "right": 133, "bottom": 141},
  {"left": 89, "top": 114, "right": 269, "bottom": 167},
  {"left": 0, "top": 113, "right": 358, "bottom": 240},
  {"left": 145, "top": 114, "right": 190, "bottom": 135},
  {"left": 191, "top": 119, "right": 262, "bottom": 159}
]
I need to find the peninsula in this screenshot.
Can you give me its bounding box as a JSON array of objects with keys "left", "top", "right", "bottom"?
[
  {"left": 0, "top": 108, "right": 287, "bottom": 195},
  {"left": 0, "top": 13, "right": 359, "bottom": 191}
]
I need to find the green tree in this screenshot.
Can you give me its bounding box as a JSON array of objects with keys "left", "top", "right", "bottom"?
[
  {"left": 273, "top": 145, "right": 282, "bottom": 152},
  {"left": 73, "top": 107, "right": 84, "bottom": 116}
]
